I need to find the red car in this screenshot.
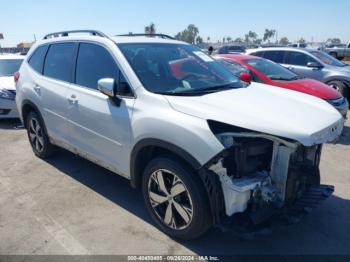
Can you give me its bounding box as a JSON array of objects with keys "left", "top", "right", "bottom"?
[{"left": 215, "top": 54, "right": 348, "bottom": 117}]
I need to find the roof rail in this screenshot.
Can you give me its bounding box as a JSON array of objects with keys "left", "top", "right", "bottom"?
[
  {"left": 43, "top": 30, "right": 108, "bottom": 40},
  {"left": 117, "top": 33, "right": 175, "bottom": 40}
]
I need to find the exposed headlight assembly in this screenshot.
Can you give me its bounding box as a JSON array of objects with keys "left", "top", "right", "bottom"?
[{"left": 0, "top": 89, "right": 15, "bottom": 100}]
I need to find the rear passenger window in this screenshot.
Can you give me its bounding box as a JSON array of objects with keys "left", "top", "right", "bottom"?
[
  {"left": 28, "top": 45, "right": 49, "bottom": 74},
  {"left": 285, "top": 51, "right": 317, "bottom": 66},
  {"left": 44, "top": 43, "right": 75, "bottom": 82},
  {"left": 263, "top": 51, "right": 285, "bottom": 63},
  {"left": 75, "top": 43, "right": 119, "bottom": 89}
]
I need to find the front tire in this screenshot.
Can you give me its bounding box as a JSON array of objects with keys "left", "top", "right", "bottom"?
[
  {"left": 26, "top": 111, "right": 56, "bottom": 158},
  {"left": 142, "top": 157, "right": 212, "bottom": 240},
  {"left": 328, "top": 80, "right": 349, "bottom": 98}
]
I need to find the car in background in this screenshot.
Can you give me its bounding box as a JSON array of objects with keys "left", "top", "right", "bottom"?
[
  {"left": 288, "top": 43, "right": 307, "bottom": 48},
  {"left": 214, "top": 54, "right": 348, "bottom": 118},
  {"left": 0, "top": 54, "right": 23, "bottom": 119},
  {"left": 217, "top": 45, "right": 246, "bottom": 54},
  {"left": 246, "top": 47, "right": 350, "bottom": 102},
  {"left": 324, "top": 41, "right": 350, "bottom": 60}
]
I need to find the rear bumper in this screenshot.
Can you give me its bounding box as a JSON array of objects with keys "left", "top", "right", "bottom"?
[
  {"left": 0, "top": 98, "right": 19, "bottom": 119},
  {"left": 218, "top": 184, "right": 334, "bottom": 239}
]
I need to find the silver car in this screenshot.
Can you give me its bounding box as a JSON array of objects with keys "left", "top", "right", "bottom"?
[
  {"left": 16, "top": 30, "right": 344, "bottom": 239},
  {"left": 246, "top": 47, "right": 350, "bottom": 102}
]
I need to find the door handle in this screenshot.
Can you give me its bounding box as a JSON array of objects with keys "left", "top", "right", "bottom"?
[
  {"left": 68, "top": 94, "right": 78, "bottom": 104},
  {"left": 33, "top": 85, "right": 41, "bottom": 92}
]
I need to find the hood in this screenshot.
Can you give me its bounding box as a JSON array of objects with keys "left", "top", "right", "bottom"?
[
  {"left": 272, "top": 78, "right": 341, "bottom": 100},
  {"left": 0, "top": 76, "right": 16, "bottom": 90},
  {"left": 165, "top": 83, "right": 343, "bottom": 146}
]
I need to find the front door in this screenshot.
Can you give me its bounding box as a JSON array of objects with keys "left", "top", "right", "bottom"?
[{"left": 66, "top": 42, "right": 135, "bottom": 176}]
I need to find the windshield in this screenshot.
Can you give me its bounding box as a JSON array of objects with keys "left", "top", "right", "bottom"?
[
  {"left": 0, "top": 59, "right": 23, "bottom": 77},
  {"left": 310, "top": 51, "right": 346, "bottom": 67},
  {"left": 217, "top": 59, "right": 249, "bottom": 76},
  {"left": 245, "top": 58, "right": 299, "bottom": 81},
  {"left": 118, "top": 43, "right": 243, "bottom": 95}
]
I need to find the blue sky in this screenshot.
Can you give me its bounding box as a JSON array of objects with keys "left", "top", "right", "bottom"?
[{"left": 0, "top": 0, "right": 348, "bottom": 46}]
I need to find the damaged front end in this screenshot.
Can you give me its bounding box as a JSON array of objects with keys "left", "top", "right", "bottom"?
[{"left": 199, "top": 120, "right": 334, "bottom": 237}]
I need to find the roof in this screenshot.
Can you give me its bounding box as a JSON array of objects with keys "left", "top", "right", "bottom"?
[
  {"left": 37, "top": 34, "right": 186, "bottom": 46},
  {"left": 246, "top": 47, "right": 317, "bottom": 53}
]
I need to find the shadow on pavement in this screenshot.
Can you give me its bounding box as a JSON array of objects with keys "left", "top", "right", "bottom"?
[{"left": 44, "top": 148, "right": 350, "bottom": 255}]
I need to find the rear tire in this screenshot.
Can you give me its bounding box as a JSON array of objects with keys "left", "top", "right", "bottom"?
[
  {"left": 26, "top": 111, "right": 56, "bottom": 158},
  {"left": 142, "top": 157, "right": 212, "bottom": 240}
]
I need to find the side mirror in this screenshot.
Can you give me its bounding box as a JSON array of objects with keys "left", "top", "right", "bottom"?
[
  {"left": 98, "top": 78, "right": 116, "bottom": 97},
  {"left": 239, "top": 72, "right": 252, "bottom": 83},
  {"left": 307, "top": 62, "right": 323, "bottom": 69},
  {"left": 98, "top": 78, "right": 122, "bottom": 106}
]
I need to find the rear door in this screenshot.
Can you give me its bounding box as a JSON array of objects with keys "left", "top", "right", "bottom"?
[
  {"left": 36, "top": 42, "right": 76, "bottom": 143},
  {"left": 66, "top": 42, "right": 134, "bottom": 175}
]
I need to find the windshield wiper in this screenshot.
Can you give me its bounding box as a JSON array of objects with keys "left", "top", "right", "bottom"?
[{"left": 156, "top": 83, "right": 240, "bottom": 96}]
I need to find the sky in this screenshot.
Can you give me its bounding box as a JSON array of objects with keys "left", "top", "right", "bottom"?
[{"left": 0, "top": 0, "right": 349, "bottom": 47}]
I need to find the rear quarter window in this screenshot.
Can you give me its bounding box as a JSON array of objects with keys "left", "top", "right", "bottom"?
[
  {"left": 28, "top": 45, "right": 49, "bottom": 74},
  {"left": 43, "top": 43, "right": 75, "bottom": 82}
]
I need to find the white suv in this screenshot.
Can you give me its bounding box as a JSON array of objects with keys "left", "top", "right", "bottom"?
[{"left": 16, "top": 30, "right": 344, "bottom": 239}]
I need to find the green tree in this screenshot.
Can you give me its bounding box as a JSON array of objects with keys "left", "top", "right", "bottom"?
[
  {"left": 196, "top": 36, "right": 203, "bottom": 44},
  {"left": 279, "top": 37, "right": 290, "bottom": 45},
  {"left": 298, "top": 37, "right": 306, "bottom": 44},
  {"left": 175, "top": 24, "right": 199, "bottom": 44},
  {"left": 226, "top": 36, "right": 232, "bottom": 43},
  {"left": 263, "top": 29, "right": 276, "bottom": 42},
  {"left": 234, "top": 37, "right": 243, "bottom": 43},
  {"left": 244, "top": 31, "right": 258, "bottom": 44},
  {"left": 145, "top": 22, "right": 156, "bottom": 35}
]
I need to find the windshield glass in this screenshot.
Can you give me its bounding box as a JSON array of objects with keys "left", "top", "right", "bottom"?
[
  {"left": 118, "top": 43, "right": 243, "bottom": 95},
  {"left": 310, "top": 51, "right": 346, "bottom": 67},
  {"left": 245, "top": 58, "right": 298, "bottom": 81},
  {"left": 217, "top": 59, "right": 249, "bottom": 76},
  {"left": 0, "top": 59, "right": 23, "bottom": 76}
]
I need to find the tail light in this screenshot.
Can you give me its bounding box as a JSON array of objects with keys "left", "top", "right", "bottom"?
[{"left": 14, "top": 72, "right": 20, "bottom": 83}]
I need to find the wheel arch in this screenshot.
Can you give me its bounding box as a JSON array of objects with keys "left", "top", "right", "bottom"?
[
  {"left": 21, "top": 100, "right": 45, "bottom": 130},
  {"left": 130, "top": 138, "right": 202, "bottom": 189}
]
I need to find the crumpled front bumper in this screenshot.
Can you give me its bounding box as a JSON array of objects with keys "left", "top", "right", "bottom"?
[{"left": 218, "top": 184, "right": 334, "bottom": 239}]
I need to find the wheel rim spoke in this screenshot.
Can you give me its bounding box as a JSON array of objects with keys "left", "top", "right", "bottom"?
[
  {"left": 164, "top": 202, "right": 173, "bottom": 226},
  {"left": 155, "top": 171, "right": 169, "bottom": 195},
  {"left": 29, "top": 132, "right": 36, "bottom": 142},
  {"left": 35, "top": 138, "right": 40, "bottom": 151},
  {"left": 149, "top": 192, "right": 168, "bottom": 207},
  {"left": 171, "top": 182, "right": 186, "bottom": 197},
  {"left": 173, "top": 201, "right": 192, "bottom": 224}
]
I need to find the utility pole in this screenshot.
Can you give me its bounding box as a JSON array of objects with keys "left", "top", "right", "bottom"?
[{"left": 33, "top": 34, "right": 37, "bottom": 42}]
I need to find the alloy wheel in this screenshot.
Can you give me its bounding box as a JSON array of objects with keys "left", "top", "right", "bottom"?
[
  {"left": 28, "top": 118, "right": 44, "bottom": 153},
  {"left": 148, "top": 169, "right": 193, "bottom": 230}
]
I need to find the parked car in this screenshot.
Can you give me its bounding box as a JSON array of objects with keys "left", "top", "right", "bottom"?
[
  {"left": 324, "top": 41, "right": 350, "bottom": 60},
  {"left": 246, "top": 47, "right": 350, "bottom": 101},
  {"left": 288, "top": 43, "right": 308, "bottom": 48},
  {"left": 217, "top": 45, "right": 246, "bottom": 54},
  {"left": 214, "top": 54, "right": 348, "bottom": 117},
  {"left": 0, "top": 54, "right": 23, "bottom": 119},
  {"left": 16, "top": 30, "right": 343, "bottom": 239}
]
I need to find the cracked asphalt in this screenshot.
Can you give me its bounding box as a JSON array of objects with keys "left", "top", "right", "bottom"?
[{"left": 0, "top": 114, "right": 349, "bottom": 255}]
